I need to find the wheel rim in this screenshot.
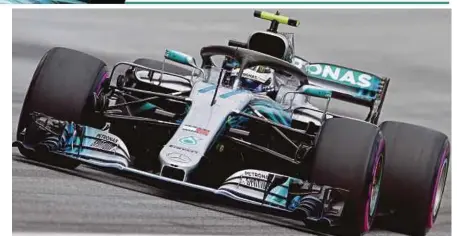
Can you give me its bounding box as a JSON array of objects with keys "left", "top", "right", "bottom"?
[
  {"left": 364, "top": 139, "right": 384, "bottom": 231},
  {"left": 428, "top": 145, "right": 450, "bottom": 227}
]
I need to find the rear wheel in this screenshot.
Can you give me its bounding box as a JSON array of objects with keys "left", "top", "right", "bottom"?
[
  {"left": 16, "top": 47, "right": 108, "bottom": 169},
  {"left": 311, "top": 118, "right": 385, "bottom": 235},
  {"left": 377, "top": 121, "right": 450, "bottom": 236}
]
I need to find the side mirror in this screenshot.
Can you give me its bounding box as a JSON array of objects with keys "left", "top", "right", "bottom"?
[
  {"left": 299, "top": 85, "right": 332, "bottom": 99},
  {"left": 164, "top": 49, "right": 198, "bottom": 68},
  {"left": 163, "top": 49, "right": 205, "bottom": 85},
  {"left": 299, "top": 85, "right": 332, "bottom": 122}
]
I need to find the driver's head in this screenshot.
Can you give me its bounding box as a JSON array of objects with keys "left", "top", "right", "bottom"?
[
  {"left": 222, "top": 57, "right": 240, "bottom": 70},
  {"left": 230, "top": 65, "right": 274, "bottom": 92}
]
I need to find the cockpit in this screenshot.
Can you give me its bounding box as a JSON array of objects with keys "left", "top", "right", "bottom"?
[{"left": 197, "top": 10, "right": 299, "bottom": 93}]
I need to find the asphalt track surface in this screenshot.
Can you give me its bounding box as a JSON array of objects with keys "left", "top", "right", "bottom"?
[{"left": 12, "top": 9, "right": 451, "bottom": 236}]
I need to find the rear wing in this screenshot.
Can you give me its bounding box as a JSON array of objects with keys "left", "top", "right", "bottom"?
[{"left": 292, "top": 57, "right": 390, "bottom": 124}]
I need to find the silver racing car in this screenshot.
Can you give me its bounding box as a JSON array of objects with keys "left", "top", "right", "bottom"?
[{"left": 13, "top": 11, "right": 450, "bottom": 236}]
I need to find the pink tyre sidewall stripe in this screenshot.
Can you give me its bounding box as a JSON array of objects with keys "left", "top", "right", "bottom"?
[
  {"left": 427, "top": 143, "right": 450, "bottom": 228},
  {"left": 363, "top": 138, "right": 385, "bottom": 232},
  {"left": 95, "top": 71, "right": 109, "bottom": 95}
]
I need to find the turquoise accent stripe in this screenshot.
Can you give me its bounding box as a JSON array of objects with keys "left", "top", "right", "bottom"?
[
  {"left": 64, "top": 124, "right": 83, "bottom": 154},
  {"left": 250, "top": 99, "right": 292, "bottom": 126},
  {"left": 219, "top": 90, "right": 246, "bottom": 99},
  {"left": 266, "top": 178, "right": 292, "bottom": 207},
  {"left": 198, "top": 85, "right": 217, "bottom": 93},
  {"left": 135, "top": 103, "right": 156, "bottom": 113},
  {"left": 165, "top": 49, "right": 195, "bottom": 66},
  {"left": 64, "top": 124, "right": 75, "bottom": 152},
  {"left": 305, "top": 63, "right": 382, "bottom": 93},
  {"left": 301, "top": 86, "right": 332, "bottom": 98},
  {"left": 127, "top": 1, "right": 449, "bottom": 4}
]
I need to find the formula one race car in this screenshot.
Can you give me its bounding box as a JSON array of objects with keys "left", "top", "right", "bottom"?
[{"left": 13, "top": 11, "right": 450, "bottom": 236}]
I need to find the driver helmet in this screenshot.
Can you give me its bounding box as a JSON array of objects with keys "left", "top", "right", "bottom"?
[{"left": 230, "top": 65, "right": 274, "bottom": 92}]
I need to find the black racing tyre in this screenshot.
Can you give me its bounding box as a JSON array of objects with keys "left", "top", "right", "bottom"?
[
  {"left": 310, "top": 118, "right": 385, "bottom": 235},
  {"left": 133, "top": 58, "right": 192, "bottom": 76},
  {"left": 16, "top": 47, "right": 108, "bottom": 169},
  {"left": 376, "top": 121, "right": 450, "bottom": 236}
]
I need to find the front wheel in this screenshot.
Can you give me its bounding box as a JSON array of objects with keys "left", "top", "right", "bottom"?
[
  {"left": 16, "top": 47, "right": 108, "bottom": 169},
  {"left": 310, "top": 118, "right": 385, "bottom": 235}
]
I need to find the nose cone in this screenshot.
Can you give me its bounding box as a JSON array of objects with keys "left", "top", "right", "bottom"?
[
  {"left": 157, "top": 82, "right": 254, "bottom": 180},
  {"left": 159, "top": 144, "right": 203, "bottom": 174}
]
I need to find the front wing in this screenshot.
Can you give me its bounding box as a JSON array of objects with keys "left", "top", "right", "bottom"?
[{"left": 13, "top": 113, "right": 349, "bottom": 231}]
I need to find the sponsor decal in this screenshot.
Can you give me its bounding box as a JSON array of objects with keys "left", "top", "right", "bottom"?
[
  {"left": 166, "top": 152, "right": 191, "bottom": 163},
  {"left": 179, "top": 136, "right": 200, "bottom": 145},
  {"left": 182, "top": 125, "right": 210, "bottom": 136},
  {"left": 305, "top": 64, "right": 374, "bottom": 89},
  {"left": 243, "top": 170, "right": 269, "bottom": 180},
  {"left": 91, "top": 133, "right": 118, "bottom": 151},
  {"left": 240, "top": 177, "right": 267, "bottom": 191},
  {"left": 96, "top": 133, "right": 118, "bottom": 143},
  {"left": 292, "top": 57, "right": 307, "bottom": 69},
  {"left": 231, "top": 68, "right": 271, "bottom": 83},
  {"left": 169, "top": 144, "right": 198, "bottom": 154}
]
